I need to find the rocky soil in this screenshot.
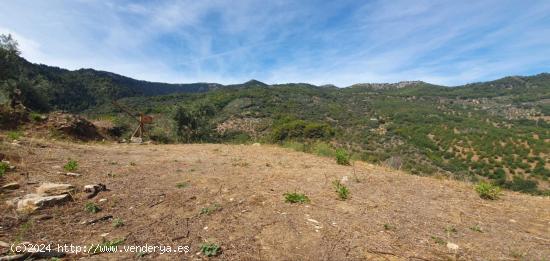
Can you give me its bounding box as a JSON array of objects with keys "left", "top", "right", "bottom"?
[{"left": 0, "top": 138, "right": 549, "bottom": 260}]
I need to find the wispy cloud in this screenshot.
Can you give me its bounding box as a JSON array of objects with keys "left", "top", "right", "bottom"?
[{"left": 1, "top": 0, "right": 549, "bottom": 86}]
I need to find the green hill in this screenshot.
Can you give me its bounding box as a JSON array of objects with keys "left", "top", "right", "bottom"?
[{"left": 1, "top": 48, "right": 549, "bottom": 195}]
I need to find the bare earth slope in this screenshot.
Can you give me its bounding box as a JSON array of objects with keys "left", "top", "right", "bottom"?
[{"left": 1, "top": 140, "right": 549, "bottom": 260}]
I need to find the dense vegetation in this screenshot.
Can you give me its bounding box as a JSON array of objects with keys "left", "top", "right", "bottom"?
[{"left": 1, "top": 34, "right": 548, "bottom": 195}]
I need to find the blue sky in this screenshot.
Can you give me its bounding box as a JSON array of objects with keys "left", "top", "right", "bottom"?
[{"left": 1, "top": 0, "right": 549, "bottom": 86}]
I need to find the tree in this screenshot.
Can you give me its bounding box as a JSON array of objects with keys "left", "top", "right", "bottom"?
[
  {"left": 173, "top": 104, "right": 215, "bottom": 143},
  {"left": 0, "top": 34, "right": 20, "bottom": 55}
]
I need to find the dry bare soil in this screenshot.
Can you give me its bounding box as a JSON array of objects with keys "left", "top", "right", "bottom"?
[{"left": 1, "top": 139, "right": 549, "bottom": 260}]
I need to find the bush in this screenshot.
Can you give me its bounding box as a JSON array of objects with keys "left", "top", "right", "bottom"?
[
  {"left": 85, "top": 202, "right": 101, "bottom": 213},
  {"left": 333, "top": 180, "right": 349, "bottom": 200},
  {"left": 7, "top": 130, "right": 21, "bottom": 140},
  {"left": 474, "top": 182, "right": 501, "bottom": 200},
  {"left": 200, "top": 243, "right": 221, "bottom": 257},
  {"left": 284, "top": 192, "right": 310, "bottom": 203},
  {"left": 112, "top": 218, "right": 124, "bottom": 228},
  {"left": 272, "top": 119, "right": 333, "bottom": 141},
  {"left": 63, "top": 159, "right": 78, "bottom": 172},
  {"left": 0, "top": 162, "right": 9, "bottom": 177},
  {"left": 335, "top": 149, "right": 350, "bottom": 165},
  {"left": 505, "top": 176, "right": 538, "bottom": 194},
  {"left": 312, "top": 142, "right": 335, "bottom": 157}
]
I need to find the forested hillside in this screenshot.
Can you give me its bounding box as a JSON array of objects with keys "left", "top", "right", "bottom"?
[{"left": 1, "top": 39, "right": 549, "bottom": 195}]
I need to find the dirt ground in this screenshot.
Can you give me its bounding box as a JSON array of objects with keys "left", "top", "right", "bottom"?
[{"left": 1, "top": 139, "right": 549, "bottom": 260}]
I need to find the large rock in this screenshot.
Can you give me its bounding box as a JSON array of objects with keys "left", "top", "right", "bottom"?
[
  {"left": 16, "top": 193, "right": 71, "bottom": 213},
  {"left": 36, "top": 183, "right": 75, "bottom": 196}
]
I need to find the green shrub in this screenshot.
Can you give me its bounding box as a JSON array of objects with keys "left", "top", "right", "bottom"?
[
  {"left": 7, "top": 131, "right": 21, "bottom": 140},
  {"left": 112, "top": 218, "right": 124, "bottom": 228},
  {"left": 0, "top": 162, "right": 9, "bottom": 177},
  {"left": 200, "top": 243, "right": 221, "bottom": 257},
  {"left": 85, "top": 202, "right": 101, "bottom": 213},
  {"left": 505, "top": 176, "right": 538, "bottom": 194},
  {"left": 474, "top": 182, "right": 501, "bottom": 200},
  {"left": 29, "top": 112, "right": 44, "bottom": 122},
  {"left": 284, "top": 192, "right": 310, "bottom": 203},
  {"left": 63, "top": 159, "right": 78, "bottom": 172},
  {"left": 312, "top": 142, "right": 335, "bottom": 157},
  {"left": 335, "top": 149, "right": 350, "bottom": 165},
  {"left": 272, "top": 119, "right": 332, "bottom": 141},
  {"left": 333, "top": 180, "right": 350, "bottom": 200},
  {"left": 176, "top": 182, "right": 189, "bottom": 189}
]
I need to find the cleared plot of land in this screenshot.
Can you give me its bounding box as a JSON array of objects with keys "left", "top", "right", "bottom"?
[{"left": 1, "top": 140, "right": 549, "bottom": 260}]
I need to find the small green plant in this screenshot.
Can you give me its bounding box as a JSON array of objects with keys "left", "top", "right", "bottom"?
[
  {"left": 129, "top": 162, "right": 136, "bottom": 166},
  {"left": 200, "top": 203, "right": 222, "bottom": 215},
  {"left": 29, "top": 112, "right": 44, "bottom": 122},
  {"left": 7, "top": 131, "right": 21, "bottom": 141},
  {"left": 15, "top": 220, "right": 33, "bottom": 243},
  {"left": 475, "top": 182, "right": 501, "bottom": 200},
  {"left": 200, "top": 243, "right": 221, "bottom": 257},
  {"left": 335, "top": 149, "right": 351, "bottom": 165},
  {"left": 284, "top": 192, "right": 310, "bottom": 203},
  {"left": 113, "top": 218, "right": 124, "bottom": 228},
  {"left": 85, "top": 202, "right": 101, "bottom": 213},
  {"left": 431, "top": 236, "right": 446, "bottom": 245},
  {"left": 445, "top": 226, "right": 457, "bottom": 234},
  {"left": 469, "top": 225, "right": 483, "bottom": 232},
  {"left": 333, "top": 180, "right": 350, "bottom": 200},
  {"left": 63, "top": 159, "right": 79, "bottom": 172},
  {"left": 383, "top": 224, "right": 394, "bottom": 230},
  {"left": 0, "top": 162, "right": 9, "bottom": 177},
  {"left": 176, "top": 182, "right": 189, "bottom": 189}
]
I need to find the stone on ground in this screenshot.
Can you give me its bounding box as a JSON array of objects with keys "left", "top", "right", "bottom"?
[{"left": 36, "top": 183, "right": 75, "bottom": 196}]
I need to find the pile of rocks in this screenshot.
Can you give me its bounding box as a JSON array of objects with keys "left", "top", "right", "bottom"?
[{"left": 6, "top": 183, "right": 74, "bottom": 213}]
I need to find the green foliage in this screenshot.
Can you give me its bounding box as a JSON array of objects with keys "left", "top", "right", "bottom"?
[
  {"left": 0, "top": 162, "right": 8, "bottom": 177},
  {"left": 7, "top": 130, "right": 21, "bottom": 140},
  {"left": 475, "top": 182, "right": 501, "bottom": 200},
  {"left": 112, "top": 218, "right": 124, "bottom": 228},
  {"left": 200, "top": 243, "right": 221, "bottom": 257},
  {"left": 335, "top": 149, "right": 351, "bottom": 165},
  {"left": 173, "top": 105, "right": 215, "bottom": 142},
  {"left": 383, "top": 224, "right": 395, "bottom": 230},
  {"left": 469, "top": 225, "right": 483, "bottom": 232},
  {"left": 503, "top": 176, "right": 538, "bottom": 194},
  {"left": 85, "top": 202, "right": 101, "bottom": 213},
  {"left": 175, "top": 182, "right": 189, "bottom": 189},
  {"left": 272, "top": 118, "right": 333, "bottom": 141},
  {"left": 333, "top": 180, "right": 350, "bottom": 200},
  {"left": 284, "top": 192, "right": 310, "bottom": 203},
  {"left": 63, "top": 159, "right": 78, "bottom": 172},
  {"left": 311, "top": 142, "right": 336, "bottom": 157}
]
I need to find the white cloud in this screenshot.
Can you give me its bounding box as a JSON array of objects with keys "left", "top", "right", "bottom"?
[{"left": 0, "top": 0, "right": 549, "bottom": 86}]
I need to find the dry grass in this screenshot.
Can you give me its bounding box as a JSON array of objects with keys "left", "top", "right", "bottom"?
[{"left": 0, "top": 138, "right": 549, "bottom": 260}]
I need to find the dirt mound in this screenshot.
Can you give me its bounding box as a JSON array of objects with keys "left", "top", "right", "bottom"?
[
  {"left": 0, "top": 141, "right": 549, "bottom": 260},
  {"left": 46, "top": 112, "right": 104, "bottom": 141}
]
